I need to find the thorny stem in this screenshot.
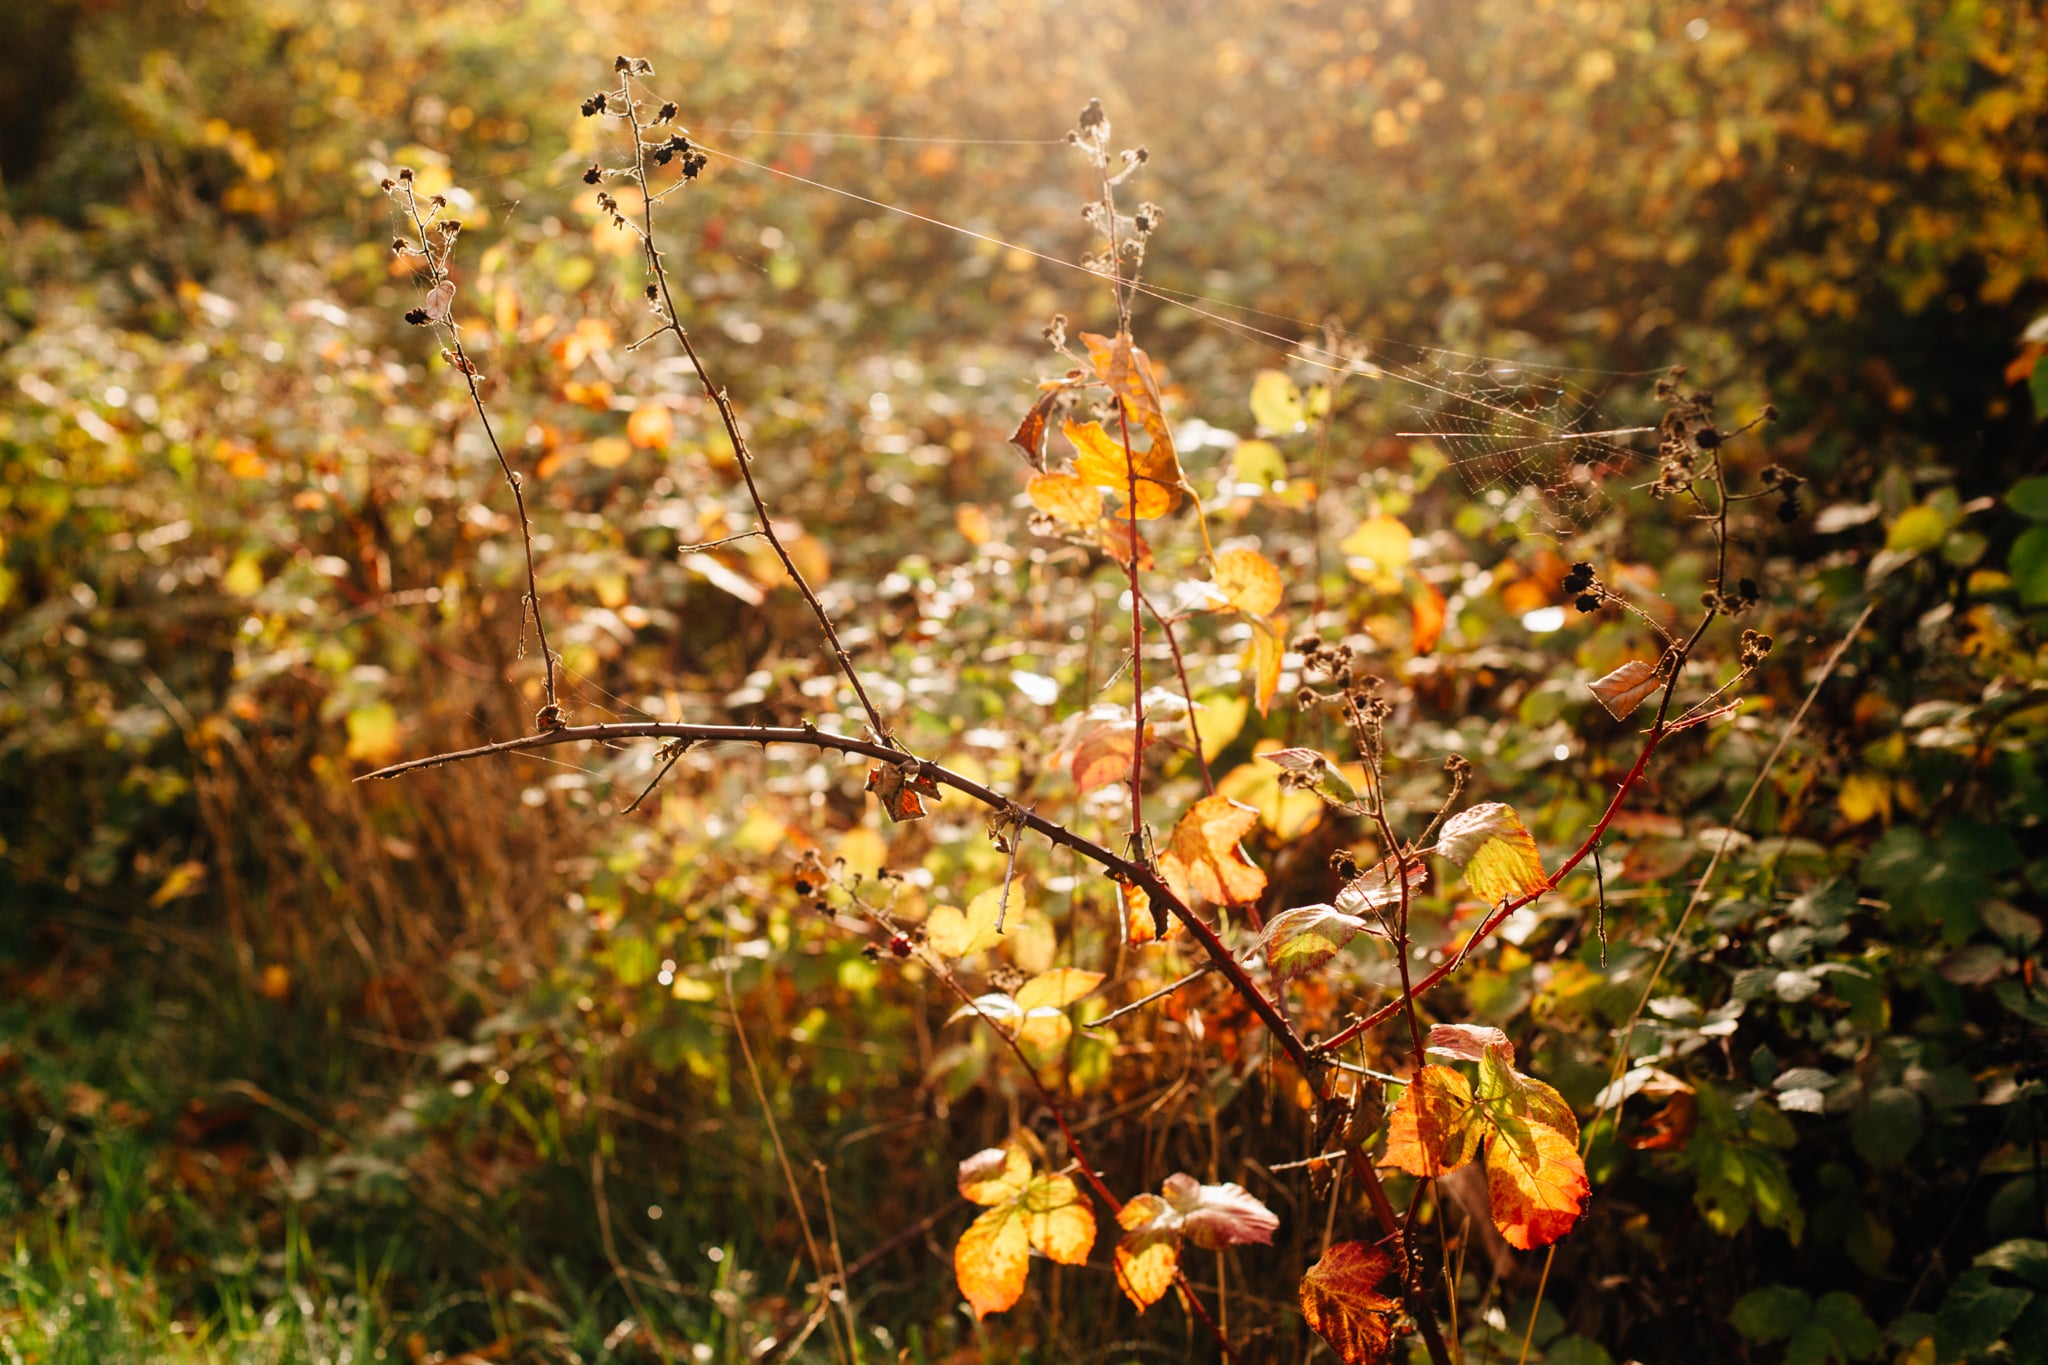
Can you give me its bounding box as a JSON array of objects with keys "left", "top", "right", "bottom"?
[
  {"left": 396, "top": 184, "right": 560, "bottom": 720},
  {"left": 618, "top": 73, "right": 894, "bottom": 747},
  {"left": 358, "top": 721, "right": 1313, "bottom": 1073}
]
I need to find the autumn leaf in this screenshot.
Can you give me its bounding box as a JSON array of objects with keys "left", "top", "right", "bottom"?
[
  {"left": 1476, "top": 1043, "right": 1580, "bottom": 1145},
  {"left": 866, "top": 761, "right": 940, "bottom": 822},
  {"left": 1250, "top": 369, "right": 1306, "bottom": 432},
  {"left": 1484, "top": 1115, "right": 1590, "bottom": 1249},
  {"left": 1019, "top": 1172, "right": 1096, "bottom": 1264},
  {"left": 1299, "top": 1242, "right": 1403, "bottom": 1365},
  {"left": 1383, "top": 1064, "right": 1484, "bottom": 1177},
  {"left": 1247, "top": 613, "right": 1287, "bottom": 715},
  {"left": 1334, "top": 855, "right": 1429, "bottom": 915},
  {"left": 1120, "top": 881, "right": 1179, "bottom": 944},
  {"left": 1258, "top": 904, "right": 1378, "bottom": 982},
  {"left": 1261, "top": 746, "right": 1363, "bottom": 810},
  {"left": 1013, "top": 967, "right": 1106, "bottom": 1012},
  {"left": 1160, "top": 1172, "right": 1279, "bottom": 1249},
  {"left": 955, "top": 1204, "right": 1030, "bottom": 1319},
  {"left": 1114, "top": 1194, "right": 1180, "bottom": 1310},
  {"left": 625, "top": 402, "right": 674, "bottom": 449},
  {"left": 1588, "top": 658, "right": 1663, "bottom": 719},
  {"left": 1096, "top": 518, "right": 1154, "bottom": 569},
  {"left": 1423, "top": 1023, "right": 1512, "bottom": 1064},
  {"left": 926, "top": 884, "right": 1020, "bottom": 958},
  {"left": 1010, "top": 381, "right": 1075, "bottom": 469},
  {"left": 1080, "top": 331, "right": 1181, "bottom": 472},
  {"left": 1067, "top": 417, "right": 1181, "bottom": 520},
  {"left": 1410, "top": 576, "right": 1448, "bottom": 654},
  {"left": 1071, "top": 722, "right": 1149, "bottom": 795},
  {"left": 1159, "top": 795, "right": 1267, "bottom": 907},
  {"left": 959, "top": 1145, "right": 1033, "bottom": 1204},
  {"left": 1340, "top": 512, "right": 1413, "bottom": 587},
  {"left": 1028, "top": 470, "right": 1102, "bottom": 529},
  {"left": 1436, "top": 802, "right": 1546, "bottom": 905},
  {"left": 1212, "top": 546, "right": 1285, "bottom": 617}
]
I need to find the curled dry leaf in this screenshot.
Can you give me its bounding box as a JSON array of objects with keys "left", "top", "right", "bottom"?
[
  {"left": 1212, "top": 546, "right": 1285, "bottom": 617},
  {"left": 1588, "top": 658, "right": 1663, "bottom": 719},
  {"left": 1425, "top": 1023, "right": 1513, "bottom": 1064},
  {"left": 421, "top": 279, "right": 455, "bottom": 323},
  {"left": 1160, "top": 1172, "right": 1280, "bottom": 1249},
  {"left": 1436, "top": 802, "right": 1546, "bottom": 905},
  {"left": 866, "top": 761, "right": 940, "bottom": 822},
  {"left": 1299, "top": 1241, "right": 1402, "bottom": 1365},
  {"left": 1159, "top": 795, "right": 1268, "bottom": 907},
  {"left": 1009, "top": 382, "right": 1073, "bottom": 469}
]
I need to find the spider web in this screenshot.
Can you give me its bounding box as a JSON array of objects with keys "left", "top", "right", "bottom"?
[{"left": 1386, "top": 350, "right": 1659, "bottom": 536}]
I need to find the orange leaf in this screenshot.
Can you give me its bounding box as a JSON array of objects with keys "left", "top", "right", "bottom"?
[
  {"left": 1410, "top": 577, "right": 1447, "bottom": 655},
  {"left": 1080, "top": 331, "right": 1183, "bottom": 475},
  {"left": 1096, "top": 518, "right": 1154, "bottom": 569},
  {"left": 1213, "top": 547, "right": 1285, "bottom": 617},
  {"left": 1382, "top": 1064, "right": 1483, "bottom": 1178},
  {"left": 1484, "top": 1118, "right": 1589, "bottom": 1250},
  {"left": 1159, "top": 795, "right": 1267, "bottom": 907},
  {"left": 1299, "top": 1242, "right": 1403, "bottom": 1365},
  {"left": 1114, "top": 1195, "right": 1180, "bottom": 1311},
  {"left": 866, "top": 762, "right": 940, "bottom": 822},
  {"left": 1067, "top": 417, "right": 1181, "bottom": 520},
  {"left": 626, "top": 403, "right": 674, "bottom": 449},
  {"left": 1009, "top": 385, "right": 1066, "bottom": 469},
  {"left": 1071, "top": 723, "right": 1149, "bottom": 795},
  {"left": 958, "top": 1145, "right": 1033, "bottom": 1205},
  {"left": 1028, "top": 470, "right": 1102, "bottom": 529},
  {"left": 954, "top": 1204, "right": 1029, "bottom": 1319},
  {"left": 1587, "top": 659, "right": 1662, "bottom": 719},
  {"left": 1248, "top": 614, "right": 1287, "bottom": 716},
  {"left": 1121, "top": 882, "right": 1179, "bottom": 944}
]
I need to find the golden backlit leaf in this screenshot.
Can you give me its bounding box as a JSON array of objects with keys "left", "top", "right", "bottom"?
[
  {"left": 1067, "top": 417, "right": 1181, "bottom": 520},
  {"left": 1437, "top": 803, "right": 1546, "bottom": 905},
  {"left": 1340, "top": 513, "right": 1413, "bottom": 585},
  {"left": 1410, "top": 576, "right": 1448, "bottom": 655},
  {"left": 345, "top": 703, "right": 402, "bottom": 764},
  {"left": 1192, "top": 692, "right": 1249, "bottom": 761},
  {"left": 1115, "top": 1225, "right": 1180, "bottom": 1311},
  {"left": 1096, "top": 518, "right": 1155, "bottom": 569},
  {"left": 1121, "top": 882, "right": 1180, "bottom": 944},
  {"left": 1028, "top": 470, "right": 1102, "bottom": 529},
  {"left": 1020, "top": 1173, "right": 1096, "bottom": 1264},
  {"left": 1014, "top": 1009, "right": 1074, "bottom": 1053},
  {"left": 1248, "top": 613, "right": 1287, "bottom": 716},
  {"left": 1159, "top": 795, "right": 1268, "bottom": 907},
  {"left": 1250, "top": 369, "right": 1306, "bottom": 432},
  {"left": 954, "top": 1204, "right": 1029, "bottom": 1319},
  {"left": 1485, "top": 1117, "right": 1590, "bottom": 1250},
  {"left": 1071, "top": 723, "right": 1148, "bottom": 795},
  {"left": 1013, "top": 968, "right": 1106, "bottom": 1012},
  {"left": 1259, "top": 904, "right": 1375, "bottom": 983},
  {"left": 1212, "top": 546, "right": 1285, "bottom": 617},
  {"left": 1299, "top": 1242, "right": 1402, "bottom": 1365},
  {"left": 1382, "top": 1064, "right": 1482, "bottom": 1178},
  {"left": 925, "top": 884, "right": 1017, "bottom": 958},
  {"left": 1081, "top": 331, "right": 1181, "bottom": 474},
  {"left": 586, "top": 435, "right": 633, "bottom": 469}
]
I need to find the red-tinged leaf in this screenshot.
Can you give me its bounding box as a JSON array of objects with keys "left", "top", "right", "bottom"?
[
  {"left": 1382, "top": 1064, "right": 1483, "bottom": 1177},
  {"left": 1009, "top": 387, "right": 1065, "bottom": 469},
  {"left": 1259, "top": 904, "right": 1377, "bottom": 982},
  {"left": 1426, "top": 1023, "right": 1513, "bottom": 1064},
  {"left": 1071, "top": 723, "right": 1150, "bottom": 795},
  {"left": 1114, "top": 1194, "right": 1180, "bottom": 1311},
  {"left": 1436, "top": 802, "right": 1545, "bottom": 905},
  {"left": 1629, "top": 1091, "right": 1698, "bottom": 1150},
  {"left": 1587, "top": 659, "right": 1662, "bottom": 719},
  {"left": 1334, "top": 854, "right": 1429, "bottom": 915},
  {"left": 955, "top": 1203, "right": 1029, "bottom": 1319},
  {"left": 1484, "top": 1117, "right": 1589, "bottom": 1249},
  {"left": 1160, "top": 1172, "right": 1280, "bottom": 1249},
  {"left": 1159, "top": 795, "right": 1267, "bottom": 907},
  {"left": 1096, "top": 517, "right": 1154, "bottom": 569},
  {"left": 866, "top": 762, "right": 939, "bottom": 822},
  {"left": 1027, "top": 470, "right": 1102, "bottom": 529},
  {"left": 1299, "top": 1241, "right": 1403, "bottom": 1365},
  {"left": 1248, "top": 613, "right": 1287, "bottom": 715},
  {"left": 1213, "top": 546, "right": 1285, "bottom": 617},
  {"left": 958, "top": 1144, "right": 1033, "bottom": 1205},
  {"left": 1020, "top": 1172, "right": 1096, "bottom": 1264},
  {"left": 1410, "top": 576, "right": 1448, "bottom": 655}
]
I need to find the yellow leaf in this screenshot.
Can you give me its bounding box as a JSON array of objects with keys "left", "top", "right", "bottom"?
[
  {"left": 1485, "top": 1119, "right": 1589, "bottom": 1250},
  {"left": 1027, "top": 470, "right": 1103, "bottom": 529},
  {"left": 1247, "top": 614, "right": 1288, "bottom": 716},
  {"left": 149, "top": 860, "right": 207, "bottom": 908},
  {"left": 926, "top": 884, "right": 1019, "bottom": 958},
  {"left": 1014, "top": 968, "right": 1105, "bottom": 1012},
  {"left": 222, "top": 553, "right": 264, "bottom": 598},
  {"left": 1067, "top": 417, "right": 1181, "bottom": 520},
  {"left": 1231, "top": 438, "right": 1288, "bottom": 488},
  {"left": 586, "top": 435, "right": 633, "bottom": 469},
  {"left": 1021, "top": 1173, "right": 1096, "bottom": 1264},
  {"left": 837, "top": 827, "right": 886, "bottom": 880},
  {"left": 1115, "top": 1194, "right": 1180, "bottom": 1311},
  {"left": 1438, "top": 803, "right": 1546, "bottom": 905},
  {"left": 1837, "top": 772, "right": 1893, "bottom": 824},
  {"left": 1121, "top": 882, "right": 1180, "bottom": 944},
  {"left": 344, "top": 703, "right": 402, "bottom": 764},
  {"left": 1340, "top": 513, "right": 1413, "bottom": 585},
  {"left": 1212, "top": 547, "right": 1285, "bottom": 617},
  {"left": 958, "top": 1145, "right": 1033, "bottom": 1205},
  {"left": 1159, "top": 795, "right": 1267, "bottom": 907},
  {"left": 1015, "top": 1011, "right": 1074, "bottom": 1053},
  {"left": 954, "top": 1204, "right": 1030, "bottom": 1319},
  {"left": 1079, "top": 331, "right": 1182, "bottom": 474},
  {"left": 1250, "top": 369, "right": 1306, "bottom": 432},
  {"left": 1217, "top": 745, "right": 1326, "bottom": 841},
  {"left": 1381, "top": 1065, "right": 1482, "bottom": 1177},
  {"left": 1192, "top": 692, "right": 1249, "bottom": 761}
]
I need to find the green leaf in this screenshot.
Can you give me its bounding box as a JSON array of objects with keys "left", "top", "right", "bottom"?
[
  {"left": 1851, "top": 1087, "right": 1923, "bottom": 1169},
  {"left": 1976, "top": 1239, "right": 2048, "bottom": 1290},
  {"left": 1731, "top": 1285, "right": 1811, "bottom": 1342},
  {"left": 2005, "top": 476, "right": 2048, "bottom": 520},
  {"left": 2032, "top": 354, "right": 2048, "bottom": 422},
  {"left": 1810, "top": 1292, "right": 1882, "bottom": 1359},
  {"left": 2011, "top": 524, "right": 2048, "bottom": 606},
  {"left": 1885, "top": 503, "right": 1949, "bottom": 554},
  {"left": 1935, "top": 1270, "right": 2032, "bottom": 1359}
]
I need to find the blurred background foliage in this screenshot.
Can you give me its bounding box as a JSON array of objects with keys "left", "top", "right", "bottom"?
[{"left": 1, "top": 0, "right": 2045, "bottom": 1360}]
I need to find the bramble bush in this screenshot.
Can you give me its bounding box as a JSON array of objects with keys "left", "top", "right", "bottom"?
[{"left": 3, "top": 4, "right": 2046, "bottom": 1363}]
